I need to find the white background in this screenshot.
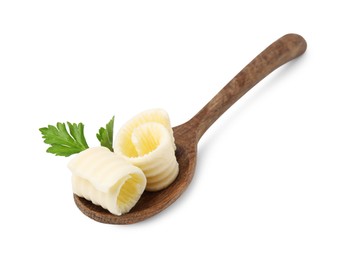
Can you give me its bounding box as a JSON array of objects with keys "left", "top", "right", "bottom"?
[{"left": 1, "top": 1, "right": 345, "bottom": 259}]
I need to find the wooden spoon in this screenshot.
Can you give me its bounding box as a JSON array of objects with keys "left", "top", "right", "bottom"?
[{"left": 74, "top": 33, "right": 307, "bottom": 224}]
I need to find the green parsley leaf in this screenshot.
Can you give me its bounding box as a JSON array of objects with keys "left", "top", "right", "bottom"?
[
  {"left": 39, "top": 122, "right": 89, "bottom": 156},
  {"left": 96, "top": 116, "right": 114, "bottom": 152}
]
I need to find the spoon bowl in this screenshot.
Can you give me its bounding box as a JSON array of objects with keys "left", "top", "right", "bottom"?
[
  {"left": 74, "top": 141, "right": 196, "bottom": 224},
  {"left": 74, "top": 33, "right": 307, "bottom": 224}
]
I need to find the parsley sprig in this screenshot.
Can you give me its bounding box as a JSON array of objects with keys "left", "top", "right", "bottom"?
[
  {"left": 39, "top": 117, "right": 114, "bottom": 157},
  {"left": 96, "top": 116, "right": 114, "bottom": 152}
]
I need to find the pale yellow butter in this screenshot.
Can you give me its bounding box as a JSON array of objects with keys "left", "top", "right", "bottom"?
[
  {"left": 113, "top": 109, "right": 179, "bottom": 191},
  {"left": 68, "top": 147, "right": 146, "bottom": 216}
]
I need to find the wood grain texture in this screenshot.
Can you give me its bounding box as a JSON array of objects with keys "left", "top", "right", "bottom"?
[{"left": 74, "top": 33, "right": 307, "bottom": 224}]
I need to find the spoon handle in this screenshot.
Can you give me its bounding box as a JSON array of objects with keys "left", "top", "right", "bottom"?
[{"left": 189, "top": 33, "right": 307, "bottom": 141}]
